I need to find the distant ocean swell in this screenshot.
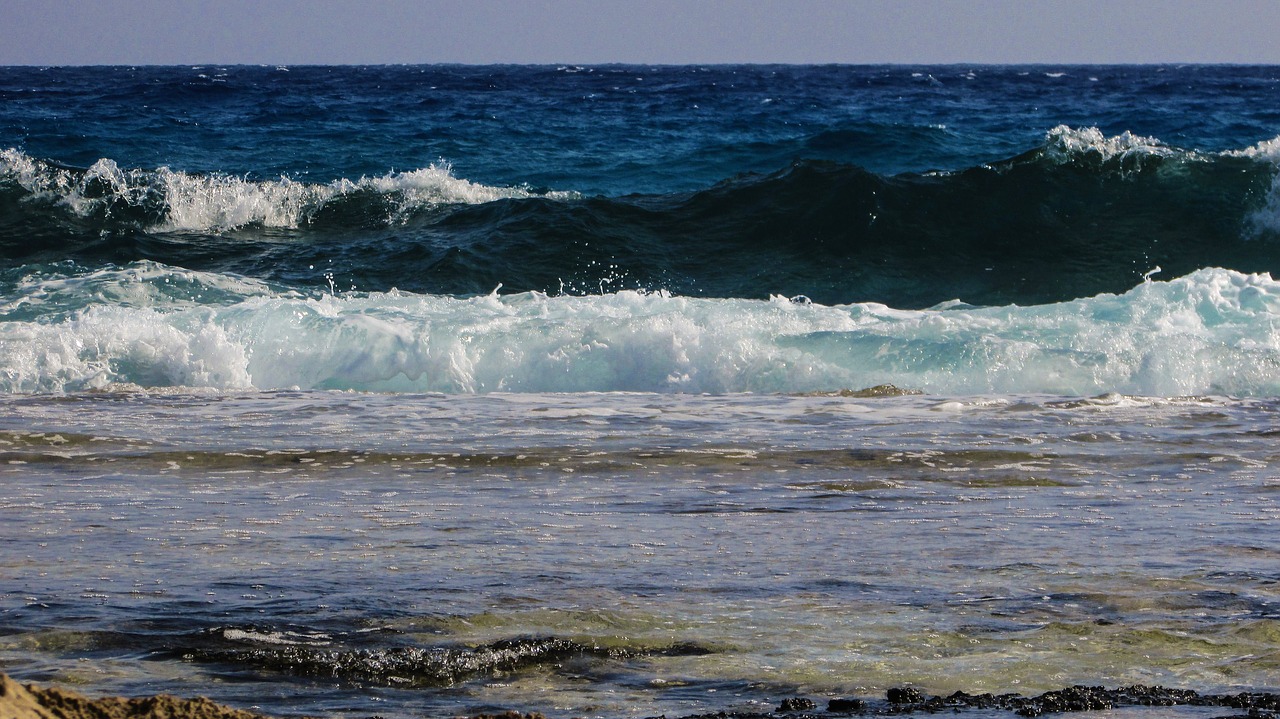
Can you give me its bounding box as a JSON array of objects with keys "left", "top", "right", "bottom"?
[{"left": 3, "top": 126, "right": 1280, "bottom": 308}]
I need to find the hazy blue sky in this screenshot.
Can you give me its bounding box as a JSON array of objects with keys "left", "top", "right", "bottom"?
[{"left": 3, "top": 0, "right": 1279, "bottom": 65}]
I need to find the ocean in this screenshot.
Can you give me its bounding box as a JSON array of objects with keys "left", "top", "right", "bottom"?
[{"left": 2, "top": 64, "right": 1280, "bottom": 719}]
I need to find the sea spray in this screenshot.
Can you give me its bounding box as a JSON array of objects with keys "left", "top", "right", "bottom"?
[
  {"left": 1, "top": 148, "right": 577, "bottom": 232},
  {"left": 1, "top": 263, "right": 1276, "bottom": 396}
]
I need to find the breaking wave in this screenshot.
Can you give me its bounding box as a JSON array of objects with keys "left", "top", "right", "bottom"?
[
  {"left": 0, "top": 147, "right": 576, "bottom": 232},
  {"left": 4, "top": 127, "right": 1280, "bottom": 308},
  {"left": 1, "top": 262, "right": 1278, "bottom": 397}
]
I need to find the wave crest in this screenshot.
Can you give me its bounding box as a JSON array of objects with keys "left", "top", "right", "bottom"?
[
  {"left": 1041, "top": 125, "right": 1183, "bottom": 164},
  {"left": 0, "top": 148, "right": 577, "bottom": 232},
  {"left": 1225, "top": 135, "right": 1280, "bottom": 236},
  {"left": 1, "top": 264, "right": 1279, "bottom": 397},
  {"left": 5, "top": 130, "right": 1280, "bottom": 309}
]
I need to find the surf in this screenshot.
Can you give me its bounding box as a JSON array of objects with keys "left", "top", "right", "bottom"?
[
  {"left": 5, "top": 125, "right": 1280, "bottom": 308},
  {"left": 0, "top": 262, "right": 1276, "bottom": 397}
]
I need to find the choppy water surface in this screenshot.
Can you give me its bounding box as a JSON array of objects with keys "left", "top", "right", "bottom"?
[
  {"left": 5, "top": 64, "right": 1280, "bottom": 718},
  {"left": 2, "top": 391, "right": 1278, "bottom": 718}
]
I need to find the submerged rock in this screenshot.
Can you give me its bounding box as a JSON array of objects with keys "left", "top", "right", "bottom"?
[
  {"left": 801, "top": 385, "right": 923, "bottom": 398},
  {"left": 826, "top": 698, "right": 865, "bottom": 713},
  {"left": 187, "top": 633, "right": 712, "bottom": 688}
]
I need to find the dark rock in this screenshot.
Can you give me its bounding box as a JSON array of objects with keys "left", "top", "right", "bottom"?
[
  {"left": 886, "top": 687, "right": 924, "bottom": 704},
  {"left": 186, "top": 634, "right": 715, "bottom": 689},
  {"left": 1223, "top": 694, "right": 1280, "bottom": 711},
  {"left": 1116, "top": 685, "right": 1199, "bottom": 707},
  {"left": 817, "top": 385, "right": 923, "bottom": 398},
  {"left": 1016, "top": 686, "right": 1112, "bottom": 717},
  {"left": 577, "top": 683, "right": 1280, "bottom": 719},
  {"left": 658, "top": 714, "right": 772, "bottom": 719},
  {"left": 825, "top": 698, "right": 864, "bottom": 713},
  {"left": 777, "top": 697, "right": 816, "bottom": 713}
]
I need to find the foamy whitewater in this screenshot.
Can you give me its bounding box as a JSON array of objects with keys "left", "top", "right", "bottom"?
[
  {"left": 3, "top": 65, "right": 1280, "bottom": 719},
  {"left": 3, "top": 262, "right": 1280, "bottom": 396}
]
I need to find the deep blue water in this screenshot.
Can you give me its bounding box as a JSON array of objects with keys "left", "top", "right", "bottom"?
[{"left": 6, "top": 65, "right": 1279, "bottom": 191}]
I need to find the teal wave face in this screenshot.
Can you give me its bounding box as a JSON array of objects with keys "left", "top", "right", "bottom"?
[{"left": 1, "top": 262, "right": 1277, "bottom": 396}]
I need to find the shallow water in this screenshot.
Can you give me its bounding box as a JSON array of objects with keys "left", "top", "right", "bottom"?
[{"left": 2, "top": 390, "right": 1278, "bottom": 717}]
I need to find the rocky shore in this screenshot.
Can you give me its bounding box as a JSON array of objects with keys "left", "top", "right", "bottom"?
[
  {"left": 4, "top": 673, "right": 1279, "bottom": 719},
  {"left": 0, "top": 673, "right": 268, "bottom": 719}
]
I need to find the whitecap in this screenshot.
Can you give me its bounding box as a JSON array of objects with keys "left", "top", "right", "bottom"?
[{"left": 2, "top": 265, "right": 1280, "bottom": 397}]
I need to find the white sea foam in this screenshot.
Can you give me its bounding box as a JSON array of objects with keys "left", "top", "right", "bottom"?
[
  {"left": 2, "top": 264, "right": 1279, "bottom": 397},
  {"left": 356, "top": 164, "right": 575, "bottom": 209},
  {"left": 1225, "top": 135, "right": 1280, "bottom": 236},
  {"left": 1043, "top": 126, "right": 1280, "bottom": 170},
  {"left": 0, "top": 148, "right": 577, "bottom": 232},
  {"left": 1042, "top": 125, "right": 1182, "bottom": 163},
  {"left": 221, "top": 628, "right": 331, "bottom": 646},
  {"left": 154, "top": 169, "right": 327, "bottom": 231},
  {"left": 157, "top": 162, "right": 578, "bottom": 231},
  {"left": 1037, "top": 128, "right": 1280, "bottom": 236},
  {"left": 0, "top": 147, "right": 83, "bottom": 198},
  {"left": 794, "top": 267, "right": 1280, "bottom": 397},
  {"left": 1224, "top": 134, "right": 1280, "bottom": 162},
  {"left": 0, "top": 261, "right": 288, "bottom": 317},
  {"left": 1244, "top": 173, "right": 1280, "bottom": 237}
]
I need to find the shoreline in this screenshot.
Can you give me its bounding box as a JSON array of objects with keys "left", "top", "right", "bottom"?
[
  {"left": 5, "top": 673, "right": 1279, "bottom": 719},
  {"left": 0, "top": 673, "right": 268, "bottom": 719}
]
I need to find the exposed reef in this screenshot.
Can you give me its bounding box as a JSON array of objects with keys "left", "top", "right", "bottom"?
[{"left": 7, "top": 673, "right": 1280, "bottom": 719}]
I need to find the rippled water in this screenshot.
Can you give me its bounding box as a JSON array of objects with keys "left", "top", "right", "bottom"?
[{"left": 3, "top": 390, "right": 1278, "bottom": 717}]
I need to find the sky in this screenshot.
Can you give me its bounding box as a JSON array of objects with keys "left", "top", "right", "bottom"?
[{"left": 2, "top": 0, "right": 1279, "bottom": 66}]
